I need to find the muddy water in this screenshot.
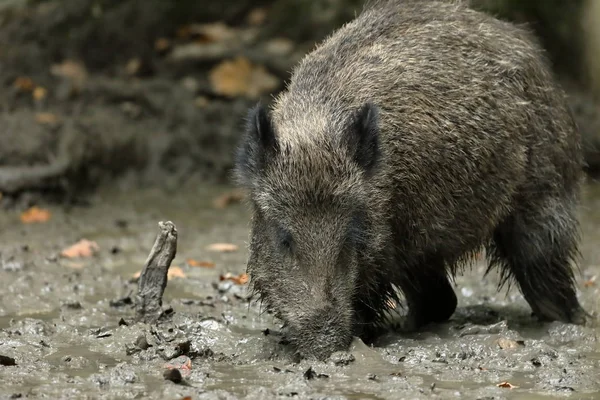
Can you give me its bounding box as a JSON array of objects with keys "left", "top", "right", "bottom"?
[{"left": 0, "top": 182, "right": 598, "bottom": 399}]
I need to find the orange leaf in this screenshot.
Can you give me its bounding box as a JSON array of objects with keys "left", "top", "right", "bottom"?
[
  {"left": 33, "top": 86, "right": 47, "bottom": 101},
  {"left": 35, "top": 112, "right": 60, "bottom": 125},
  {"left": 187, "top": 259, "right": 215, "bottom": 268},
  {"left": 209, "top": 56, "right": 278, "bottom": 99},
  {"left": 496, "top": 381, "right": 519, "bottom": 389},
  {"left": 219, "top": 272, "right": 249, "bottom": 285},
  {"left": 14, "top": 76, "right": 35, "bottom": 92},
  {"left": 247, "top": 8, "right": 267, "bottom": 26},
  {"left": 583, "top": 276, "right": 596, "bottom": 287},
  {"left": 50, "top": 60, "right": 88, "bottom": 83},
  {"left": 212, "top": 189, "right": 245, "bottom": 209},
  {"left": 60, "top": 239, "right": 99, "bottom": 258},
  {"left": 207, "top": 243, "right": 239, "bottom": 253},
  {"left": 20, "top": 206, "right": 51, "bottom": 223},
  {"left": 155, "top": 38, "right": 171, "bottom": 52},
  {"left": 168, "top": 266, "right": 187, "bottom": 280}
]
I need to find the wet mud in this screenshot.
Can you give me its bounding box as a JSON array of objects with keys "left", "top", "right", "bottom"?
[{"left": 0, "top": 182, "right": 598, "bottom": 399}]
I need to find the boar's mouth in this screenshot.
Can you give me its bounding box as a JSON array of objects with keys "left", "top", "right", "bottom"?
[{"left": 278, "top": 306, "right": 355, "bottom": 360}]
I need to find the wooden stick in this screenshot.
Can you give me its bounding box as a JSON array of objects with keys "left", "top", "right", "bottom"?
[{"left": 135, "top": 221, "right": 178, "bottom": 323}]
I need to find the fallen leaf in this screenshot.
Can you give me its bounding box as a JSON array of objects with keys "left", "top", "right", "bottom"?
[
  {"left": 168, "top": 266, "right": 187, "bottom": 280},
  {"left": 20, "top": 206, "right": 51, "bottom": 223},
  {"left": 14, "top": 76, "right": 35, "bottom": 92},
  {"left": 187, "top": 259, "right": 215, "bottom": 268},
  {"left": 33, "top": 86, "right": 47, "bottom": 101},
  {"left": 247, "top": 8, "right": 267, "bottom": 26},
  {"left": 212, "top": 189, "right": 245, "bottom": 209},
  {"left": 496, "top": 381, "right": 519, "bottom": 389},
  {"left": 132, "top": 270, "right": 141, "bottom": 279},
  {"left": 219, "top": 272, "right": 249, "bottom": 285},
  {"left": 60, "top": 239, "right": 99, "bottom": 258},
  {"left": 583, "top": 275, "right": 596, "bottom": 287},
  {"left": 478, "top": 366, "right": 488, "bottom": 371},
  {"left": 50, "top": 60, "right": 88, "bottom": 89},
  {"left": 209, "top": 56, "right": 278, "bottom": 99},
  {"left": 155, "top": 37, "right": 171, "bottom": 52},
  {"left": 35, "top": 112, "right": 60, "bottom": 126},
  {"left": 125, "top": 58, "right": 142, "bottom": 76},
  {"left": 207, "top": 243, "right": 239, "bottom": 253},
  {"left": 177, "top": 22, "right": 236, "bottom": 43},
  {"left": 496, "top": 338, "right": 523, "bottom": 350}
]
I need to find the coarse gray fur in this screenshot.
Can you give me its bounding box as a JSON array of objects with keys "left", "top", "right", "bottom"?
[{"left": 234, "top": 0, "right": 589, "bottom": 360}]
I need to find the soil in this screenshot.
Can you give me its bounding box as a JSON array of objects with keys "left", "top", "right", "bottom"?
[{"left": 0, "top": 182, "right": 598, "bottom": 400}]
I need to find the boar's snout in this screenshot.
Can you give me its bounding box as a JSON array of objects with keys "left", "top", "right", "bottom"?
[{"left": 289, "top": 305, "right": 353, "bottom": 360}]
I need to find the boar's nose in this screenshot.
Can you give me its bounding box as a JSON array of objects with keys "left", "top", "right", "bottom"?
[{"left": 294, "top": 306, "right": 353, "bottom": 360}]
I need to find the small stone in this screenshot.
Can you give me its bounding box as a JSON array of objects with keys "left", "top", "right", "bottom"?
[{"left": 330, "top": 351, "right": 355, "bottom": 366}]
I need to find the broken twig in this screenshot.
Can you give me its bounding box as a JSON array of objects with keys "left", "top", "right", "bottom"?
[{"left": 135, "top": 221, "right": 178, "bottom": 323}]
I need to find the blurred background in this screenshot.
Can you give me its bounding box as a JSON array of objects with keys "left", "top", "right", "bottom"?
[{"left": 1, "top": 0, "right": 600, "bottom": 203}]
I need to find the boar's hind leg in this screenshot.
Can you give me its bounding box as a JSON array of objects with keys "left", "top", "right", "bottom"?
[
  {"left": 488, "top": 194, "right": 588, "bottom": 325},
  {"left": 399, "top": 257, "right": 457, "bottom": 330}
]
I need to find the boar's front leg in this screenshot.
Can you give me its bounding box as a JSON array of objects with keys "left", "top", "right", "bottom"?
[{"left": 398, "top": 255, "right": 457, "bottom": 331}]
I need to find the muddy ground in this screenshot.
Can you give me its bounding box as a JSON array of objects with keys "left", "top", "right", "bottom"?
[{"left": 0, "top": 182, "right": 598, "bottom": 400}]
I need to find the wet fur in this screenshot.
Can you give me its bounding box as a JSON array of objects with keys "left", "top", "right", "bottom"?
[{"left": 235, "top": 0, "right": 588, "bottom": 359}]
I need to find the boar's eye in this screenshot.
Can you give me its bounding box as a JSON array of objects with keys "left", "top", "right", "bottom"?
[{"left": 276, "top": 226, "right": 294, "bottom": 253}]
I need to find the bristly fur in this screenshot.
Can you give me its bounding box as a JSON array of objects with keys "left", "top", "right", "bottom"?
[{"left": 234, "top": 0, "right": 589, "bottom": 360}]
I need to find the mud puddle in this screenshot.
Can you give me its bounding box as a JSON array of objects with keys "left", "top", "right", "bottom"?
[{"left": 0, "top": 182, "right": 598, "bottom": 399}]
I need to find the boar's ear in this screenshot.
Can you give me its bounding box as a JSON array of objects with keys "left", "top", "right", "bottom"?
[
  {"left": 234, "top": 103, "right": 279, "bottom": 186},
  {"left": 346, "top": 102, "right": 380, "bottom": 173}
]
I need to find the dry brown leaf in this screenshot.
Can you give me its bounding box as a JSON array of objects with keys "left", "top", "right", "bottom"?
[
  {"left": 187, "top": 259, "right": 215, "bottom": 268},
  {"left": 212, "top": 189, "right": 245, "bottom": 209},
  {"left": 209, "top": 56, "right": 278, "bottom": 99},
  {"left": 155, "top": 37, "right": 171, "bottom": 52},
  {"left": 478, "top": 366, "right": 488, "bottom": 371},
  {"left": 583, "top": 275, "right": 597, "bottom": 287},
  {"left": 220, "top": 272, "right": 249, "bottom": 285},
  {"left": 207, "top": 243, "right": 239, "bottom": 253},
  {"left": 247, "top": 8, "right": 267, "bottom": 26},
  {"left": 33, "top": 86, "right": 47, "bottom": 101},
  {"left": 168, "top": 266, "right": 187, "bottom": 280},
  {"left": 496, "top": 338, "right": 523, "bottom": 350},
  {"left": 50, "top": 60, "right": 88, "bottom": 87},
  {"left": 60, "top": 239, "right": 99, "bottom": 258},
  {"left": 125, "top": 58, "right": 142, "bottom": 76},
  {"left": 14, "top": 76, "right": 35, "bottom": 92},
  {"left": 496, "top": 381, "right": 519, "bottom": 389},
  {"left": 177, "top": 22, "right": 236, "bottom": 43},
  {"left": 35, "top": 112, "right": 60, "bottom": 125},
  {"left": 20, "top": 206, "right": 51, "bottom": 223}
]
